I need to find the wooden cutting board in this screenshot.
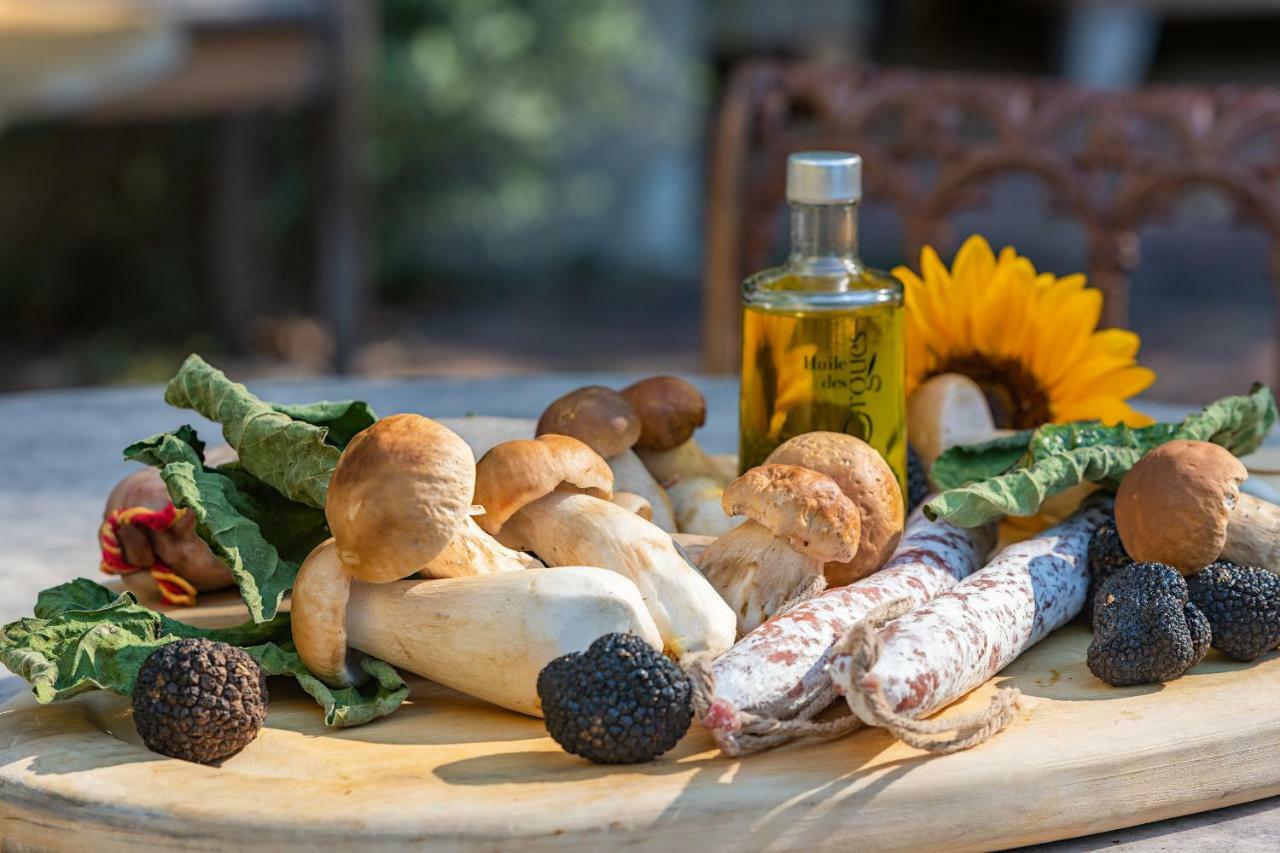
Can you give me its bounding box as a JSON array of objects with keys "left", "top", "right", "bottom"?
[
  {"left": 4, "top": 415, "right": 1280, "bottom": 851},
  {"left": 2, "top": 591, "right": 1279, "bottom": 852}
]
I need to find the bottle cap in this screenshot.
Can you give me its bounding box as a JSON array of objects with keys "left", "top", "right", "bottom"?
[{"left": 786, "top": 151, "right": 862, "bottom": 204}]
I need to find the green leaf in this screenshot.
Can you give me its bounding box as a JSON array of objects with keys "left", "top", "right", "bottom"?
[
  {"left": 925, "top": 385, "right": 1278, "bottom": 527},
  {"left": 163, "top": 354, "right": 341, "bottom": 508},
  {"left": 1023, "top": 421, "right": 1179, "bottom": 461},
  {"left": 2, "top": 580, "right": 408, "bottom": 727},
  {"left": 34, "top": 577, "right": 120, "bottom": 619},
  {"left": 929, "top": 430, "right": 1034, "bottom": 492},
  {"left": 218, "top": 467, "right": 332, "bottom": 566},
  {"left": 124, "top": 430, "right": 321, "bottom": 622},
  {"left": 249, "top": 645, "right": 410, "bottom": 727},
  {"left": 2, "top": 592, "right": 171, "bottom": 702},
  {"left": 272, "top": 400, "right": 377, "bottom": 449}
]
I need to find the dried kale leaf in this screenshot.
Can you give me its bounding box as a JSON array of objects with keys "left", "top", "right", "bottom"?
[
  {"left": 3, "top": 579, "right": 407, "bottom": 727},
  {"left": 925, "top": 384, "right": 1277, "bottom": 527}
]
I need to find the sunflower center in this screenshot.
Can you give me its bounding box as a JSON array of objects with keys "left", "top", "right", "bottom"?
[{"left": 929, "top": 353, "right": 1052, "bottom": 429}]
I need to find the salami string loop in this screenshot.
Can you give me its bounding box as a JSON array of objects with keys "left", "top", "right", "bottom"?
[
  {"left": 834, "top": 602, "right": 1022, "bottom": 754},
  {"left": 687, "top": 596, "right": 909, "bottom": 757}
]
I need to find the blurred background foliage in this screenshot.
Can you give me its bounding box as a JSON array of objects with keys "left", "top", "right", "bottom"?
[
  {"left": 3, "top": 0, "right": 1280, "bottom": 393},
  {"left": 373, "top": 0, "right": 705, "bottom": 299}
]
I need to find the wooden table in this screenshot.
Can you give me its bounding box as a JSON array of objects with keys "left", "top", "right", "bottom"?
[{"left": 2, "top": 375, "right": 1278, "bottom": 850}]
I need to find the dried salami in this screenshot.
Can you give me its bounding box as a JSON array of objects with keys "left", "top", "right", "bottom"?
[
  {"left": 831, "top": 499, "right": 1111, "bottom": 751},
  {"left": 698, "top": 508, "right": 994, "bottom": 755}
]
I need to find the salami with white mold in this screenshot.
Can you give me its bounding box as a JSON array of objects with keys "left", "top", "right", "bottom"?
[
  {"left": 832, "top": 499, "right": 1111, "bottom": 732},
  {"left": 698, "top": 508, "right": 994, "bottom": 755}
]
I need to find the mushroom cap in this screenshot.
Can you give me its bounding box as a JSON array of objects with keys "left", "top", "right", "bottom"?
[
  {"left": 325, "top": 413, "right": 476, "bottom": 583},
  {"left": 722, "top": 464, "right": 861, "bottom": 563},
  {"left": 536, "top": 386, "right": 641, "bottom": 459},
  {"left": 291, "top": 538, "right": 363, "bottom": 687},
  {"left": 765, "top": 432, "right": 905, "bottom": 584},
  {"left": 1115, "top": 439, "right": 1247, "bottom": 574},
  {"left": 473, "top": 434, "right": 613, "bottom": 535},
  {"left": 620, "top": 376, "right": 707, "bottom": 451}
]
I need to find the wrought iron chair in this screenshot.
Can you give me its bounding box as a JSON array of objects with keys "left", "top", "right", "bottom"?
[{"left": 703, "top": 63, "right": 1280, "bottom": 381}]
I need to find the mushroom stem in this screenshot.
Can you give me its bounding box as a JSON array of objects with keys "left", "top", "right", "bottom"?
[
  {"left": 637, "top": 437, "right": 725, "bottom": 483},
  {"left": 607, "top": 449, "right": 676, "bottom": 530},
  {"left": 292, "top": 540, "right": 663, "bottom": 716},
  {"left": 907, "top": 373, "right": 997, "bottom": 472},
  {"left": 1223, "top": 493, "right": 1280, "bottom": 570},
  {"left": 497, "top": 491, "right": 737, "bottom": 660},
  {"left": 666, "top": 476, "right": 739, "bottom": 537},
  {"left": 343, "top": 570, "right": 662, "bottom": 716},
  {"left": 612, "top": 490, "right": 654, "bottom": 520},
  {"left": 420, "top": 517, "right": 542, "bottom": 578},
  {"left": 636, "top": 440, "right": 739, "bottom": 536},
  {"left": 697, "top": 521, "right": 826, "bottom": 636}
]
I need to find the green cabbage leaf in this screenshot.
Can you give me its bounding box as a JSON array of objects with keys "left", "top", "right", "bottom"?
[
  {"left": 163, "top": 354, "right": 361, "bottom": 508},
  {"left": 2, "top": 579, "right": 407, "bottom": 727},
  {"left": 924, "top": 384, "right": 1277, "bottom": 527},
  {"left": 123, "top": 428, "right": 328, "bottom": 622}
]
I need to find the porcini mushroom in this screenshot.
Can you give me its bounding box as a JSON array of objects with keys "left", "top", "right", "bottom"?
[
  {"left": 612, "top": 491, "right": 653, "bottom": 520},
  {"left": 698, "top": 464, "right": 861, "bottom": 634},
  {"left": 765, "top": 431, "right": 905, "bottom": 584},
  {"left": 291, "top": 539, "right": 662, "bottom": 714},
  {"left": 326, "top": 413, "right": 538, "bottom": 582},
  {"left": 908, "top": 373, "right": 999, "bottom": 473},
  {"left": 621, "top": 376, "right": 738, "bottom": 536},
  {"left": 1116, "top": 439, "right": 1280, "bottom": 574},
  {"left": 473, "top": 434, "right": 737, "bottom": 660},
  {"left": 537, "top": 386, "right": 676, "bottom": 531}
]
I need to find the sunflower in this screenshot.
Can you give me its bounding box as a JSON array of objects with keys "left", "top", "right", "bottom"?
[
  {"left": 896, "top": 235, "right": 1155, "bottom": 430},
  {"left": 741, "top": 312, "right": 818, "bottom": 440}
]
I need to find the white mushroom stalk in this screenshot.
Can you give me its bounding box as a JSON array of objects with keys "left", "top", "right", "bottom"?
[
  {"left": 474, "top": 434, "right": 738, "bottom": 661},
  {"left": 537, "top": 385, "right": 677, "bottom": 532},
  {"left": 621, "top": 376, "right": 739, "bottom": 536},
  {"left": 292, "top": 540, "right": 662, "bottom": 715},
  {"left": 698, "top": 464, "right": 861, "bottom": 635},
  {"left": 612, "top": 490, "right": 654, "bottom": 520},
  {"left": 907, "top": 373, "right": 998, "bottom": 472},
  {"left": 422, "top": 517, "right": 543, "bottom": 578}
]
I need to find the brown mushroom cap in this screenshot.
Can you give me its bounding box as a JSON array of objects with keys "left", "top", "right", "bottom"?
[
  {"left": 536, "top": 386, "right": 641, "bottom": 459},
  {"left": 291, "top": 538, "right": 361, "bottom": 687},
  {"left": 722, "top": 464, "right": 861, "bottom": 563},
  {"left": 1115, "top": 439, "right": 1248, "bottom": 574},
  {"left": 765, "top": 432, "right": 904, "bottom": 584},
  {"left": 325, "top": 414, "right": 476, "bottom": 583},
  {"left": 620, "top": 376, "right": 707, "bottom": 451},
  {"left": 472, "top": 434, "right": 613, "bottom": 535}
]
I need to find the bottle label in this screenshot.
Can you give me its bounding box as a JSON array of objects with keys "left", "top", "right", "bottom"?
[{"left": 801, "top": 329, "right": 881, "bottom": 439}]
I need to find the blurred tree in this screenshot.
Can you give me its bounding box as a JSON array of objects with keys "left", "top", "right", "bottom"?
[{"left": 371, "top": 0, "right": 708, "bottom": 303}]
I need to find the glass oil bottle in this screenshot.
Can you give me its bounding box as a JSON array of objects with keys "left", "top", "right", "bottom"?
[{"left": 738, "top": 151, "right": 907, "bottom": 496}]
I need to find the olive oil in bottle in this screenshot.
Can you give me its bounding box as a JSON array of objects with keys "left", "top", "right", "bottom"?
[{"left": 739, "top": 152, "right": 907, "bottom": 496}]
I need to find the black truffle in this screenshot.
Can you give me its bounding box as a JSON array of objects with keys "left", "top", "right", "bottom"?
[
  {"left": 1187, "top": 562, "right": 1280, "bottom": 661},
  {"left": 906, "top": 445, "right": 928, "bottom": 513},
  {"left": 132, "top": 638, "right": 267, "bottom": 764},
  {"left": 1084, "top": 521, "right": 1133, "bottom": 621},
  {"left": 537, "top": 633, "right": 691, "bottom": 764},
  {"left": 1087, "top": 562, "right": 1211, "bottom": 686}
]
